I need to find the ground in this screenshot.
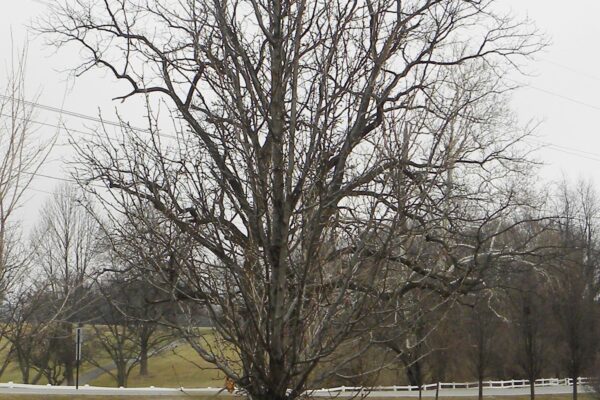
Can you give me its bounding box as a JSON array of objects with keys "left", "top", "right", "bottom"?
[{"left": 0, "top": 395, "right": 591, "bottom": 400}]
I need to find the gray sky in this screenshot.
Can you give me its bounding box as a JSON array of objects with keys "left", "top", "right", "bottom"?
[{"left": 2, "top": 0, "right": 600, "bottom": 229}]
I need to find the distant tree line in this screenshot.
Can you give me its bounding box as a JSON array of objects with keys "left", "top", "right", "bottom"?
[
  {"left": 0, "top": 177, "right": 597, "bottom": 396},
  {"left": 329, "top": 179, "right": 600, "bottom": 400}
]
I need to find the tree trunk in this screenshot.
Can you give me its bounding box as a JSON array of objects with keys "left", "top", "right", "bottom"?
[
  {"left": 63, "top": 324, "right": 75, "bottom": 386},
  {"left": 140, "top": 335, "right": 149, "bottom": 376},
  {"left": 0, "top": 346, "right": 13, "bottom": 379},
  {"left": 64, "top": 360, "right": 74, "bottom": 386},
  {"left": 64, "top": 357, "right": 75, "bottom": 386},
  {"left": 530, "top": 379, "right": 535, "bottom": 400},
  {"left": 20, "top": 366, "right": 29, "bottom": 384},
  {"left": 572, "top": 376, "right": 578, "bottom": 400},
  {"left": 478, "top": 377, "right": 483, "bottom": 400},
  {"left": 117, "top": 362, "right": 127, "bottom": 387}
]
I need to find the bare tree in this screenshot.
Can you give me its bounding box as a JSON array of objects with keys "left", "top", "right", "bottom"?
[
  {"left": 552, "top": 180, "right": 600, "bottom": 400},
  {"left": 86, "top": 279, "right": 145, "bottom": 388},
  {"left": 0, "top": 45, "right": 57, "bottom": 384},
  {"left": 30, "top": 184, "right": 101, "bottom": 385},
  {"left": 86, "top": 244, "right": 174, "bottom": 386},
  {"left": 465, "top": 295, "right": 501, "bottom": 400},
  {"left": 94, "top": 208, "right": 193, "bottom": 376},
  {"left": 0, "top": 46, "right": 55, "bottom": 297},
  {"left": 552, "top": 258, "right": 598, "bottom": 400},
  {"left": 3, "top": 279, "right": 62, "bottom": 384},
  {"left": 40, "top": 1, "right": 545, "bottom": 399},
  {"left": 510, "top": 268, "right": 548, "bottom": 400}
]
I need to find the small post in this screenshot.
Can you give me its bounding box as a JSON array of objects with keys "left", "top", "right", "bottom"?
[{"left": 75, "top": 323, "right": 83, "bottom": 390}]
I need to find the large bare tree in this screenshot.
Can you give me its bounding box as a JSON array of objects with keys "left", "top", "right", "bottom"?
[{"left": 40, "top": 1, "right": 545, "bottom": 399}]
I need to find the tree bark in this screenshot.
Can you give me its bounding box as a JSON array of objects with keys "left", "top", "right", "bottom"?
[
  {"left": 140, "top": 336, "right": 149, "bottom": 376},
  {"left": 117, "top": 362, "right": 127, "bottom": 387},
  {"left": 64, "top": 359, "right": 74, "bottom": 386},
  {"left": 20, "top": 366, "right": 29, "bottom": 384},
  {"left": 63, "top": 324, "right": 75, "bottom": 386}
]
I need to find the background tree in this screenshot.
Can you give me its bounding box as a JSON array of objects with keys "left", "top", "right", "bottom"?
[
  {"left": 87, "top": 277, "right": 149, "bottom": 388},
  {"left": 552, "top": 180, "right": 600, "bottom": 400},
  {"left": 0, "top": 45, "right": 55, "bottom": 298},
  {"left": 3, "top": 280, "right": 60, "bottom": 384},
  {"left": 465, "top": 295, "right": 502, "bottom": 400},
  {"left": 30, "top": 184, "right": 101, "bottom": 385},
  {"left": 87, "top": 242, "right": 175, "bottom": 386},
  {"left": 97, "top": 209, "right": 193, "bottom": 376},
  {"left": 551, "top": 257, "right": 598, "bottom": 400},
  {"left": 510, "top": 268, "right": 549, "bottom": 400}
]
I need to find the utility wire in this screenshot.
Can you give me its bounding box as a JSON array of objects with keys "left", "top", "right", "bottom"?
[
  {"left": 526, "top": 139, "right": 600, "bottom": 162},
  {"left": 3, "top": 79, "right": 600, "bottom": 189},
  {"left": 541, "top": 58, "right": 600, "bottom": 83},
  {"left": 0, "top": 113, "right": 99, "bottom": 139},
  {"left": 525, "top": 85, "right": 600, "bottom": 112},
  {"left": 5, "top": 80, "right": 600, "bottom": 150},
  {"left": 7, "top": 89, "right": 600, "bottom": 157},
  {"left": 0, "top": 96, "right": 178, "bottom": 140},
  {"left": 0, "top": 94, "right": 149, "bottom": 132}
]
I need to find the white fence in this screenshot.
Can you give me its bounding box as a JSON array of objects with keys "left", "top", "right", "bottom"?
[
  {"left": 320, "top": 377, "right": 592, "bottom": 393},
  {"left": 0, "top": 377, "right": 592, "bottom": 397}
]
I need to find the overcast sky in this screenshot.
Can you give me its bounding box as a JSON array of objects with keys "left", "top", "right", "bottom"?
[{"left": 2, "top": 0, "right": 600, "bottom": 230}]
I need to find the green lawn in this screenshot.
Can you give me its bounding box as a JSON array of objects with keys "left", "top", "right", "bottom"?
[
  {"left": 0, "top": 329, "right": 225, "bottom": 390},
  {"left": 0, "top": 327, "right": 230, "bottom": 388}
]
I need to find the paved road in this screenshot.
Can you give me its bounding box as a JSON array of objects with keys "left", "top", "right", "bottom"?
[
  {"left": 0, "top": 384, "right": 591, "bottom": 397},
  {"left": 0, "top": 385, "right": 228, "bottom": 396}
]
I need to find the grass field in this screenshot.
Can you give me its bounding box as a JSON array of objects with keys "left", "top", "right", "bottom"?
[
  {"left": 89, "top": 342, "right": 226, "bottom": 388},
  {"left": 0, "top": 327, "right": 222, "bottom": 388}
]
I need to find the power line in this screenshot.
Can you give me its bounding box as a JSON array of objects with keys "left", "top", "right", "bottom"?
[
  {"left": 542, "top": 145, "right": 600, "bottom": 163},
  {"left": 0, "top": 94, "right": 149, "bottom": 132},
  {"left": 5, "top": 80, "right": 600, "bottom": 146},
  {"left": 5, "top": 80, "right": 600, "bottom": 172},
  {"left": 541, "top": 58, "right": 600, "bottom": 83},
  {"left": 0, "top": 113, "right": 100, "bottom": 139},
  {"left": 526, "top": 139, "right": 600, "bottom": 162},
  {"left": 0, "top": 97, "right": 178, "bottom": 140},
  {"left": 507, "top": 76, "right": 600, "bottom": 113},
  {"left": 525, "top": 85, "right": 600, "bottom": 112}
]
